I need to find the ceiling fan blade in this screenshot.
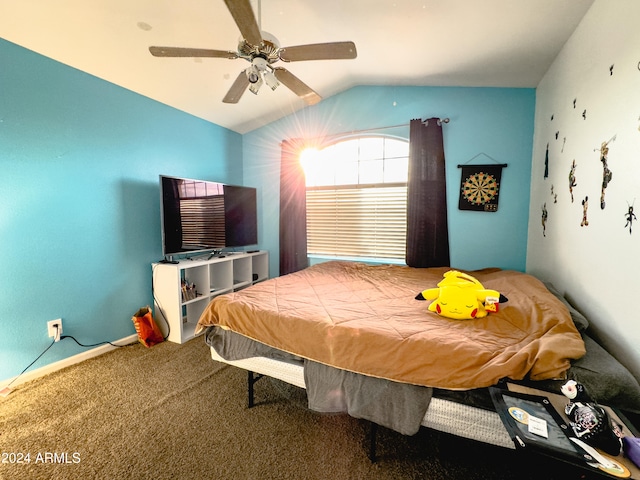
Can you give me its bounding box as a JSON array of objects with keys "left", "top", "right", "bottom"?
[
  {"left": 223, "top": 0, "right": 263, "bottom": 46},
  {"left": 149, "top": 46, "right": 238, "bottom": 59},
  {"left": 273, "top": 68, "right": 321, "bottom": 105},
  {"left": 279, "top": 41, "right": 357, "bottom": 62},
  {"left": 222, "top": 70, "right": 250, "bottom": 104}
]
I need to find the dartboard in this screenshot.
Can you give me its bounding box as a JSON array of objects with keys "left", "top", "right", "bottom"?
[{"left": 462, "top": 172, "right": 499, "bottom": 205}]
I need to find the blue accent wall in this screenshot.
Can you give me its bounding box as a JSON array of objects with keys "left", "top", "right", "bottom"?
[
  {"left": 244, "top": 85, "right": 535, "bottom": 276},
  {"left": 0, "top": 39, "right": 242, "bottom": 382}
]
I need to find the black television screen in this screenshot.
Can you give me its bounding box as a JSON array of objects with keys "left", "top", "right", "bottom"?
[{"left": 160, "top": 175, "right": 257, "bottom": 258}]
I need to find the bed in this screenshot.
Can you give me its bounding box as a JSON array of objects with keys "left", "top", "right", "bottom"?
[{"left": 195, "top": 261, "right": 640, "bottom": 454}]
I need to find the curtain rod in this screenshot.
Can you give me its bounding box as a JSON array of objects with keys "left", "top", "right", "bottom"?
[
  {"left": 304, "top": 117, "right": 450, "bottom": 144},
  {"left": 341, "top": 117, "right": 449, "bottom": 135}
]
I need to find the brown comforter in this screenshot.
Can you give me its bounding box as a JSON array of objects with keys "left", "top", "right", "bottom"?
[{"left": 196, "top": 261, "right": 585, "bottom": 390}]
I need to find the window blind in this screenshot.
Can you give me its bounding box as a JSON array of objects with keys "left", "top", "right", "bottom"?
[{"left": 306, "top": 184, "right": 407, "bottom": 259}]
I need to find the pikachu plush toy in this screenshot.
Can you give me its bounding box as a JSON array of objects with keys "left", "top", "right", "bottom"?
[{"left": 415, "top": 270, "right": 507, "bottom": 320}]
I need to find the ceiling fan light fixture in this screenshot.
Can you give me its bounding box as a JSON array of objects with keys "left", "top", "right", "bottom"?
[
  {"left": 249, "top": 81, "right": 262, "bottom": 95},
  {"left": 246, "top": 58, "right": 279, "bottom": 94},
  {"left": 247, "top": 67, "right": 263, "bottom": 95},
  {"left": 263, "top": 69, "right": 280, "bottom": 91},
  {"left": 246, "top": 65, "right": 261, "bottom": 84}
]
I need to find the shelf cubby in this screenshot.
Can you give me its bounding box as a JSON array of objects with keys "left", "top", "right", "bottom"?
[{"left": 153, "top": 250, "right": 269, "bottom": 343}]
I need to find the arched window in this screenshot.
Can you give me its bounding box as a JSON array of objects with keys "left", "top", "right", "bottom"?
[{"left": 300, "top": 136, "right": 409, "bottom": 261}]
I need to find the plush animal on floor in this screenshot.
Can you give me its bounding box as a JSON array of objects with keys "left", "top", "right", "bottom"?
[
  {"left": 415, "top": 270, "right": 507, "bottom": 320},
  {"left": 561, "top": 380, "right": 623, "bottom": 456}
]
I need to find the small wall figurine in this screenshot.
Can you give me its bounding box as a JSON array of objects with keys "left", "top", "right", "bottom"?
[
  {"left": 561, "top": 380, "right": 623, "bottom": 456},
  {"left": 544, "top": 143, "right": 549, "bottom": 178},
  {"left": 598, "top": 140, "right": 613, "bottom": 209},
  {"left": 625, "top": 201, "right": 636, "bottom": 234},
  {"left": 581, "top": 196, "right": 589, "bottom": 227},
  {"left": 569, "top": 160, "right": 577, "bottom": 203}
]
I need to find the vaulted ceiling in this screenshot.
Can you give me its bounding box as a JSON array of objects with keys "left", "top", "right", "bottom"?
[{"left": 0, "top": 0, "right": 594, "bottom": 133}]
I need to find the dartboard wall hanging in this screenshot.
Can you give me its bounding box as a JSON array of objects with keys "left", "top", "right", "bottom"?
[{"left": 458, "top": 164, "right": 506, "bottom": 212}]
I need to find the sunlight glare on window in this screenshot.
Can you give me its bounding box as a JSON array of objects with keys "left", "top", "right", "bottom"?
[
  {"left": 384, "top": 138, "right": 409, "bottom": 159},
  {"left": 301, "top": 137, "right": 408, "bottom": 187},
  {"left": 360, "top": 159, "right": 384, "bottom": 184},
  {"left": 384, "top": 156, "right": 409, "bottom": 183},
  {"left": 300, "top": 147, "right": 332, "bottom": 187},
  {"left": 359, "top": 137, "right": 384, "bottom": 161},
  {"left": 335, "top": 159, "right": 358, "bottom": 185}
]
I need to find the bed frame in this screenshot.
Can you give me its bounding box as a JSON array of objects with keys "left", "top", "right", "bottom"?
[
  {"left": 210, "top": 347, "right": 515, "bottom": 461},
  {"left": 198, "top": 261, "right": 640, "bottom": 464}
]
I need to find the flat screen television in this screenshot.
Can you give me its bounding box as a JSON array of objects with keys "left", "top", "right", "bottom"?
[{"left": 160, "top": 175, "right": 258, "bottom": 260}]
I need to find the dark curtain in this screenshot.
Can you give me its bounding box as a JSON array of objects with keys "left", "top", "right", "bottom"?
[
  {"left": 405, "top": 118, "right": 450, "bottom": 267},
  {"left": 279, "top": 139, "right": 309, "bottom": 276}
]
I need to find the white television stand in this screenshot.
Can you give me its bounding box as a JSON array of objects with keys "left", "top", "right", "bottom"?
[{"left": 152, "top": 250, "right": 269, "bottom": 344}]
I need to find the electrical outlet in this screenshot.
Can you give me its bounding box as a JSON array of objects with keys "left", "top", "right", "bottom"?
[{"left": 47, "top": 319, "right": 62, "bottom": 342}]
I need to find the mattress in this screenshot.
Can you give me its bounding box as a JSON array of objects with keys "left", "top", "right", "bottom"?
[{"left": 209, "top": 346, "right": 515, "bottom": 449}]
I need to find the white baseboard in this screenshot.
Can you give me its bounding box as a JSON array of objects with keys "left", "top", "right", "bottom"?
[{"left": 0, "top": 334, "right": 139, "bottom": 390}]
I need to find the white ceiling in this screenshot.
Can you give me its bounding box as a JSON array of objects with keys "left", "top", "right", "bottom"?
[{"left": 0, "top": 0, "right": 594, "bottom": 134}]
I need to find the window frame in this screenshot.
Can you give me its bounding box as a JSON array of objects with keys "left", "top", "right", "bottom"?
[{"left": 302, "top": 135, "right": 409, "bottom": 263}]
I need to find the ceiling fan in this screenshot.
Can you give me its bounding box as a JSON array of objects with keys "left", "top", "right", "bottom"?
[{"left": 149, "top": 0, "right": 357, "bottom": 105}]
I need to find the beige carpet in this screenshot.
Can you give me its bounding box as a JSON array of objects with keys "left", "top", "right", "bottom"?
[{"left": 0, "top": 337, "right": 590, "bottom": 479}]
